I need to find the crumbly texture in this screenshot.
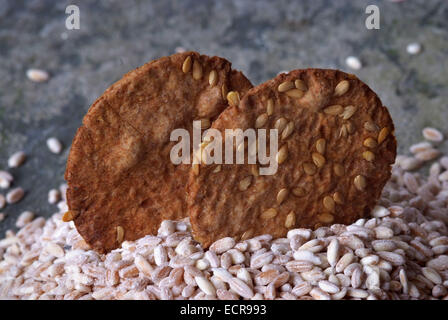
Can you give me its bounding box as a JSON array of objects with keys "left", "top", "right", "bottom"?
[
  {"left": 65, "top": 52, "right": 252, "bottom": 253},
  {"left": 188, "top": 69, "right": 397, "bottom": 248}
]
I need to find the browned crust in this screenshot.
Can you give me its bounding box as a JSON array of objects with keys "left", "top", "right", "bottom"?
[
  {"left": 188, "top": 69, "right": 397, "bottom": 248},
  {"left": 65, "top": 52, "right": 252, "bottom": 253}
]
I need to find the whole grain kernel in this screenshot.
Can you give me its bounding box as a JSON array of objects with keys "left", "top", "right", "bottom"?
[
  {"left": 294, "top": 79, "right": 307, "bottom": 91},
  {"left": 324, "top": 105, "right": 343, "bottom": 115},
  {"left": 116, "top": 226, "right": 124, "bottom": 244},
  {"left": 221, "top": 84, "right": 228, "bottom": 100},
  {"left": 274, "top": 118, "right": 288, "bottom": 132},
  {"left": 333, "top": 192, "right": 344, "bottom": 204},
  {"left": 334, "top": 80, "right": 350, "bottom": 97},
  {"left": 364, "top": 138, "right": 378, "bottom": 148},
  {"left": 304, "top": 163, "right": 317, "bottom": 176},
  {"left": 62, "top": 210, "right": 76, "bottom": 222},
  {"left": 318, "top": 213, "right": 334, "bottom": 224},
  {"left": 316, "top": 138, "right": 326, "bottom": 154},
  {"left": 182, "top": 56, "right": 192, "bottom": 73},
  {"left": 323, "top": 196, "right": 335, "bottom": 212},
  {"left": 363, "top": 151, "right": 375, "bottom": 162},
  {"left": 285, "top": 89, "right": 305, "bottom": 98},
  {"left": 312, "top": 153, "right": 326, "bottom": 168},
  {"left": 281, "top": 122, "right": 294, "bottom": 140},
  {"left": 209, "top": 70, "right": 218, "bottom": 86},
  {"left": 227, "top": 91, "right": 240, "bottom": 106},
  {"left": 334, "top": 163, "right": 344, "bottom": 177},
  {"left": 354, "top": 175, "right": 367, "bottom": 191},
  {"left": 276, "top": 145, "right": 288, "bottom": 164},
  {"left": 364, "top": 122, "right": 379, "bottom": 132},
  {"left": 276, "top": 188, "right": 289, "bottom": 205},
  {"left": 292, "top": 187, "right": 306, "bottom": 197},
  {"left": 261, "top": 208, "right": 278, "bottom": 220},
  {"left": 266, "top": 99, "right": 274, "bottom": 116},
  {"left": 46, "top": 137, "right": 63, "bottom": 154},
  {"left": 341, "top": 106, "right": 357, "bottom": 120},
  {"left": 285, "top": 211, "right": 296, "bottom": 228},
  {"left": 192, "top": 60, "right": 203, "bottom": 80},
  {"left": 278, "top": 81, "right": 294, "bottom": 92},
  {"left": 239, "top": 176, "right": 252, "bottom": 191},
  {"left": 255, "top": 113, "right": 268, "bottom": 128},
  {"left": 378, "top": 127, "right": 390, "bottom": 144}
]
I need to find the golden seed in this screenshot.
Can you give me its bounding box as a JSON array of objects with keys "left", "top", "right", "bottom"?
[
  {"left": 239, "top": 176, "right": 252, "bottom": 191},
  {"left": 363, "top": 137, "right": 378, "bottom": 148},
  {"left": 255, "top": 113, "right": 269, "bottom": 128},
  {"left": 221, "top": 83, "right": 228, "bottom": 100},
  {"left": 292, "top": 187, "right": 306, "bottom": 197},
  {"left": 193, "top": 164, "right": 200, "bottom": 176},
  {"left": 303, "top": 162, "right": 317, "bottom": 176},
  {"left": 324, "top": 105, "right": 343, "bottom": 115},
  {"left": 182, "top": 56, "right": 192, "bottom": 73},
  {"left": 341, "top": 105, "right": 357, "bottom": 120},
  {"left": 285, "top": 88, "right": 305, "bottom": 98},
  {"left": 364, "top": 121, "right": 379, "bottom": 132},
  {"left": 354, "top": 175, "right": 367, "bottom": 191},
  {"left": 116, "top": 226, "right": 124, "bottom": 244},
  {"left": 312, "top": 152, "right": 326, "bottom": 168},
  {"left": 209, "top": 70, "right": 218, "bottom": 86},
  {"left": 199, "top": 118, "right": 211, "bottom": 129},
  {"left": 295, "top": 79, "right": 307, "bottom": 91},
  {"left": 346, "top": 122, "right": 355, "bottom": 134},
  {"left": 333, "top": 192, "right": 344, "bottom": 204},
  {"left": 334, "top": 80, "right": 350, "bottom": 97},
  {"left": 276, "top": 145, "right": 288, "bottom": 164},
  {"left": 323, "top": 196, "right": 335, "bottom": 212},
  {"left": 334, "top": 163, "right": 344, "bottom": 177},
  {"left": 378, "top": 127, "right": 390, "bottom": 144},
  {"left": 339, "top": 125, "right": 348, "bottom": 138},
  {"left": 363, "top": 150, "right": 375, "bottom": 162},
  {"left": 285, "top": 211, "right": 296, "bottom": 228},
  {"left": 213, "top": 165, "right": 222, "bottom": 173},
  {"left": 62, "top": 210, "right": 76, "bottom": 222},
  {"left": 266, "top": 99, "right": 274, "bottom": 116},
  {"left": 278, "top": 81, "right": 295, "bottom": 92},
  {"left": 261, "top": 208, "right": 278, "bottom": 219},
  {"left": 281, "top": 121, "right": 294, "bottom": 140},
  {"left": 316, "top": 138, "right": 326, "bottom": 154},
  {"left": 192, "top": 60, "right": 203, "bottom": 80},
  {"left": 318, "top": 213, "right": 334, "bottom": 224},
  {"left": 274, "top": 117, "right": 288, "bottom": 132},
  {"left": 227, "top": 91, "right": 240, "bottom": 106},
  {"left": 276, "top": 188, "right": 289, "bottom": 205},
  {"left": 250, "top": 164, "right": 259, "bottom": 177}
]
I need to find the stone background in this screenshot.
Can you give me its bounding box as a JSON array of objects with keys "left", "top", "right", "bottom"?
[{"left": 0, "top": 0, "right": 447, "bottom": 235}]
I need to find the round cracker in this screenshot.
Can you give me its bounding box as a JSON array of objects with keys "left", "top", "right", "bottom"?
[
  {"left": 65, "top": 52, "right": 252, "bottom": 253},
  {"left": 188, "top": 69, "right": 396, "bottom": 248}
]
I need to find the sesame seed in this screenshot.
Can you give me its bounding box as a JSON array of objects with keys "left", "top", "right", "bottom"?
[
  {"left": 6, "top": 187, "right": 24, "bottom": 204},
  {"left": 266, "top": 99, "right": 274, "bottom": 116},
  {"left": 8, "top": 151, "right": 26, "bottom": 168},
  {"left": 363, "top": 138, "right": 378, "bottom": 148},
  {"left": 274, "top": 118, "right": 288, "bottom": 132},
  {"left": 192, "top": 60, "right": 203, "bottom": 80},
  {"left": 422, "top": 127, "right": 444, "bottom": 142},
  {"left": 285, "top": 89, "right": 305, "bottom": 98},
  {"left": 116, "top": 226, "right": 124, "bottom": 244},
  {"left": 303, "top": 163, "right": 317, "bottom": 176},
  {"left": 26, "top": 69, "right": 49, "bottom": 82},
  {"left": 312, "top": 153, "right": 326, "bottom": 168},
  {"left": 212, "top": 165, "right": 222, "bottom": 173},
  {"left": 334, "top": 80, "right": 350, "bottom": 97},
  {"left": 363, "top": 151, "right": 375, "bottom": 162},
  {"left": 239, "top": 176, "right": 252, "bottom": 191},
  {"left": 227, "top": 91, "right": 240, "bottom": 106},
  {"left": 364, "top": 122, "right": 379, "bottom": 132},
  {"left": 276, "top": 145, "right": 288, "bottom": 164},
  {"left": 334, "top": 164, "right": 345, "bottom": 177},
  {"left": 378, "top": 127, "right": 390, "bottom": 144},
  {"left": 182, "top": 56, "right": 192, "bottom": 73},
  {"left": 46, "top": 137, "right": 63, "bottom": 154},
  {"left": 324, "top": 105, "right": 343, "bottom": 115},
  {"left": 333, "top": 192, "right": 344, "bottom": 204},
  {"left": 294, "top": 79, "right": 307, "bottom": 91},
  {"left": 285, "top": 211, "right": 296, "bottom": 228},
  {"left": 323, "top": 196, "right": 335, "bottom": 212},
  {"left": 278, "top": 81, "right": 294, "bottom": 92},
  {"left": 276, "top": 188, "right": 289, "bottom": 205},
  {"left": 221, "top": 84, "right": 228, "bottom": 100},
  {"left": 255, "top": 113, "right": 268, "bottom": 128},
  {"left": 341, "top": 106, "right": 357, "bottom": 120},
  {"left": 281, "top": 121, "right": 294, "bottom": 140},
  {"left": 318, "top": 213, "right": 334, "bottom": 224},
  {"left": 261, "top": 208, "right": 278, "bottom": 220},
  {"left": 354, "top": 175, "right": 367, "bottom": 191},
  {"left": 292, "top": 187, "right": 306, "bottom": 197},
  {"left": 209, "top": 70, "right": 218, "bottom": 86},
  {"left": 316, "top": 138, "right": 326, "bottom": 154},
  {"left": 406, "top": 42, "right": 421, "bottom": 55}
]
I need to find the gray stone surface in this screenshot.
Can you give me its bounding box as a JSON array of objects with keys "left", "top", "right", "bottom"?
[{"left": 0, "top": 0, "right": 447, "bottom": 235}]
